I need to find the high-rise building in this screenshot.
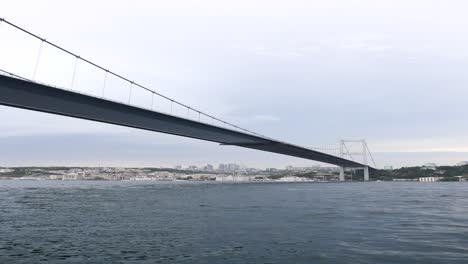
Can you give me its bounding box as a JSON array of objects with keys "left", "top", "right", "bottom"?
[
  {"left": 218, "top": 163, "right": 240, "bottom": 171},
  {"left": 227, "top": 163, "right": 240, "bottom": 171}
]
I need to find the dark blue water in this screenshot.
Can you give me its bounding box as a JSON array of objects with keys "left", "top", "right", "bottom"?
[{"left": 0, "top": 181, "right": 467, "bottom": 263}]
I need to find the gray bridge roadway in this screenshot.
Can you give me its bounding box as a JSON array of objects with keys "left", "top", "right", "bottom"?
[{"left": 0, "top": 74, "right": 371, "bottom": 169}]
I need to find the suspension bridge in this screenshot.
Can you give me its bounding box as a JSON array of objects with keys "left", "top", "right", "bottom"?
[{"left": 0, "top": 18, "right": 376, "bottom": 180}]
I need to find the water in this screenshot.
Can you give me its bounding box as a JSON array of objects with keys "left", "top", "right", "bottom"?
[{"left": 0, "top": 180, "right": 467, "bottom": 264}]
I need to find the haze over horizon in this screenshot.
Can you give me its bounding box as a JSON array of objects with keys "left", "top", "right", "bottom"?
[{"left": 1, "top": 0, "right": 468, "bottom": 168}]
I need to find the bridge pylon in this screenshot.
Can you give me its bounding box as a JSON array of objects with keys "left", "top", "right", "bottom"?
[
  {"left": 339, "top": 167, "right": 345, "bottom": 181},
  {"left": 338, "top": 139, "right": 375, "bottom": 181}
]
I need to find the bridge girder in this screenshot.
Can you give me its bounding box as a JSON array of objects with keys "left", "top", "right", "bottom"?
[{"left": 0, "top": 75, "right": 372, "bottom": 169}]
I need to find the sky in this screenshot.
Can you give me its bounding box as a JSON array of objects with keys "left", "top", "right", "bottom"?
[{"left": 1, "top": 0, "right": 468, "bottom": 168}]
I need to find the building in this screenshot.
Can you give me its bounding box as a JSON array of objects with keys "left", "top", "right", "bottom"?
[
  {"left": 0, "top": 168, "right": 14, "bottom": 173},
  {"left": 218, "top": 163, "right": 240, "bottom": 171},
  {"left": 218, "top": 164, "right": 227, "bottom": 171},
  {"left": 48, "top": 174, "right": 63, "bottom": 180},
  {"left": 277, "top": 176, "right": 309, "bottom": 182},
  {"left": 215, "top": 175, "right": 253, "bottom": 182},
  {"left": 418, "top": 176, "right": 442, "bottom": 182},
  {"left": 204, "top": 164, "right": 214, "bottom": 171},
  {"left": 227, "top": 163, "right": 240, "bottom": 171}
]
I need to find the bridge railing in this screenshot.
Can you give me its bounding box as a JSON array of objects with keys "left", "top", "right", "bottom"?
[{"left": 0, "top": 18, "right": 267, "bottom": 138}]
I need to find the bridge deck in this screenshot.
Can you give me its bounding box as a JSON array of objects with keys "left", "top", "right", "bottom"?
[{"left": 0, "top": 74, "right": 369, "bottom": 168}]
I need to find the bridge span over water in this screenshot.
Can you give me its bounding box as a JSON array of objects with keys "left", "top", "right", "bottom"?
[{"left": 0, "top": 18, "right": 375, "bottom": 179}]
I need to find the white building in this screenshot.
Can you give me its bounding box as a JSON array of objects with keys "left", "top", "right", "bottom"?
[
  {"left": 216, "top": 175, "right": 253, "bottom": 182},
  {"left": 418, "top": 176, "right": 442, "bottom": 182},
  {"left": 48, "top": 175, "right": 63, "bottom": 180},
  {"left": 0, "top": 168, "right": 14, "bottom": 173},
  {"left": 277, "top": 176, "right": 310, "bottom": 182}
]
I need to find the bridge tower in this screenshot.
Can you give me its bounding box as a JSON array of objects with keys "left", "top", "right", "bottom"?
[{"left": 338, "top": 139, "right": 375, "bottom": 181}]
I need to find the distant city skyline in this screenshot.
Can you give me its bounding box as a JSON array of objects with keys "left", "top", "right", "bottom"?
[{"left": 2, "top": 0, "right": 468, "bottom": 168}]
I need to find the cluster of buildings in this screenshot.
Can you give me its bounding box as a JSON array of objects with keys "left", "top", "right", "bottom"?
[
  {"left": 174, "top": 163, "right": 257, "bottom": 173},
  {"left": 0, "top": 164, "right": 342, "bottom": 182},
  {"left": 3, "top": 161, "right": 467, "bottom": 182},
  {"left": 217, "top": 163, "right": 241, "bottom": 171},
  {"left": 46, "top": 168, "right": 214, "bottom": 181}
]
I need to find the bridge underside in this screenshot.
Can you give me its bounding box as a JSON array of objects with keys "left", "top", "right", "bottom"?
[{"left": 0, "top": 75, "right": 369, "bottom": 168}]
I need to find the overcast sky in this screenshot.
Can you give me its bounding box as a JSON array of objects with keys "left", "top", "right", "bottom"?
[{"left": 1, "top": 0, "right": 468, "bottom": 168}]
